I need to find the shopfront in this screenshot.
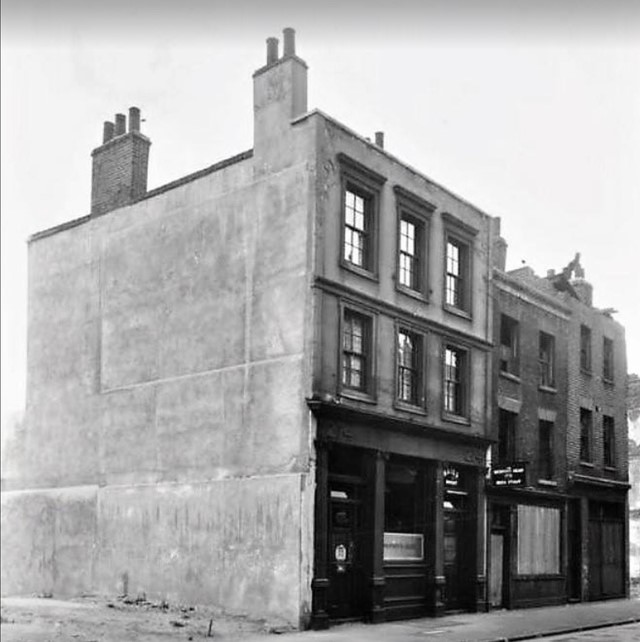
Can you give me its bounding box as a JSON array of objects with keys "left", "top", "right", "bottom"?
[{"left": 310, "top": 407, "right": 490, "bottom": 628}]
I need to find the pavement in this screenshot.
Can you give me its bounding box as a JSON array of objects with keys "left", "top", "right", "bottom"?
[
  {"left": 249, "top": 598, "right": 640, "bottom": 642},
  {"left": 1, "top": 595, "right": 639, "bottom": 641}
]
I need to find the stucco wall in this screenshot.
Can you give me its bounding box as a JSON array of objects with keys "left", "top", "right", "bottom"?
[
  {"left": 2, "top": 474, "right": 315, "bottom": 625},
  {"left": 3, "top": 96, "right": 318, "bottom": 625}
]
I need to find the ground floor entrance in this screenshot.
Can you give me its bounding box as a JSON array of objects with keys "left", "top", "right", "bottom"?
[
  {"left": 310, "top": 413, "right": 490, "bottom": 628},
  {"left": 567, "top": 477, "right": 629, "bottom": 602},
  {"left": 487, "top": 493, "right": 566, "bottom": 610}
]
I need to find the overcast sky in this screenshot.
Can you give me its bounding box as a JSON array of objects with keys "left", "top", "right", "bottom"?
[{"left": 2, "top": 1, "right": 639, "bottom": 433}]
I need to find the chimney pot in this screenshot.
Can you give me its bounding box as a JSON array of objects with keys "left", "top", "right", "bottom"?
[
  {"left": 115, "top": 113, "right": 126, "bottom": 136},
  {"left": 283, "top": 28, "right": 296, "bottom": 57},
  {"left": 547, "top": 269, "right": 556, "bottom": 278},
  {"left": 266, "top": 37, "right": 279, "bottom": 64},
  {"left": 375, "top": 131, "right": 384, "bottom": 148},
  {"left": 103, "top": 121, "right": 115, "bottom": 143},
  {"left": 128, "top": 107, "right": 141, "bottom": 132}
]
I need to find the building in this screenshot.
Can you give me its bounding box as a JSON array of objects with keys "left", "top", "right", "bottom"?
[
  {"left": 487, "top": 257, "right": 629, "bottom": 609},
  {"left": 628, "top": 374, "right": 640, "bottom": 588},
  {"left": 1, "top": 29, "right": 498, "bottom": 628},
  {"left": 0, "top": 30, "right": 629, "bottom": 629}
]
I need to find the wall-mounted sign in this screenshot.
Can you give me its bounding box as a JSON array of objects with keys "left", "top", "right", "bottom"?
[
  {"left": 491, "top": 463, "right": 526, "bottom": 487},
  {"left": 443, "top": 465, "right": 460, "bottom": 487},
  {"left": 383, "top": 532, "right": 424, "bottom": 561}
]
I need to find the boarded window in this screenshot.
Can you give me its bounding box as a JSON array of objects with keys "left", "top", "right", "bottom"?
[{"left": 517, "top": 505, "right": 561, "bottom": 575}]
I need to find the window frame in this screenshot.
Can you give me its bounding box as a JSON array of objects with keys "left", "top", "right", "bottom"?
[
  {"left": 538, "top": 419, "right": 554, "bottom": 480},
  {"left": 442, "top": 212, "right": 477, "bottom": 318},
  {"left": 337, "top": 153, "right": 386, "bottom": 280},
  {"left": 497, "top": 408, "right": 518, "bottom": 464},
  {"left": 538, "top": 331, "right": 556, "bottom": 389},
  {"left": 442, "top": 342, "right": 470, "bottom": 422},
  {"left": 580, "top": 407, "right": 592, "bottom": 464},
  {"left": 395, "top": 323, "right": 426, "bottom": 412},
  {"left": 603, "top": 336, "right": 614, "bottom": 383},
  {"left": 603, "top": 415, "right": 615, "bottom": 468},
  {"left": 580, "top": 324, "right": 592, "bottom": 374},
  {"left": 338, "top": 302, "right": 377, "bottom": 402},
  {"left": 394, "top": 185, "right": 434, "bottom": 300},
  {"left": 499, "top": 314, "right": 520, "bottom": 377}
]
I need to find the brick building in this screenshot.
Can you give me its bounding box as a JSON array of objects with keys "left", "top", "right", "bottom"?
[
  {"left": 627, "top": 374, "right": 640, "bottom": 586},
  {"left": 487, "top": 257, "right": 629, "bottom": 609},
  {"left": 0, "top": 30, "right": 629, "bottom": 628}
]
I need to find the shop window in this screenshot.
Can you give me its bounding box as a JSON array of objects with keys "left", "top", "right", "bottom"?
[
  {"left": 580, "top": 325, "right": 592, "bottom": 372},
  {"left": 517, "top": 505, "right": 561, "bottom": 575},
  {"left": 499, "top": 315, "right": 519, "bottom": 376},
  {"left": 538, "top": 420, "right": 554, "bottom": 480},
  {"left": 580, "top": 408, "right": 592, "bottom": 463},
  {"left": 443, "top": 345, "right": 468, "bottom": 418},
  {"left": 397, "top": 328, "right": 423, "bottom": 407},
  {"left": 341, "top": 308, "right": 373, "bottom": 395},
  {"left": 538, "top": 332, "right": 555, "bottom": 388},
  {"left": 603, "top": 415, "right": 615, "bottom": 468},
  {"left": 497, "top": 409, "right": 517, "bottom": 463},
  {"left": 603, "top": 337, "right": 614, "bottom": 382},
  {"left": 384, "top": 463, "right": 423, "bottom": 561}
]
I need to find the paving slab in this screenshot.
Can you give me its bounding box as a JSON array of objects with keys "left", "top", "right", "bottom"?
[{"left": 245, "top": 598, "right": 640, "bottom": 642}]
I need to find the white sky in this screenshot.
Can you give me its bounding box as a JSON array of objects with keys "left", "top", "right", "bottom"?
[{"left": 2, "top": 1, "right": 640, "bottom": 433}]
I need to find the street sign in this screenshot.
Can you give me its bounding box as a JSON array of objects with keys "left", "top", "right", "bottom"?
[{"left": 491, "top": 463, "right": 526, "bottom": 487}]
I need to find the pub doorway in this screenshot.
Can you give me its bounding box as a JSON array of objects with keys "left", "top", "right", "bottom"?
[
  {"left": 443, "top": 476, "right": 474, "bottom": 612},
  {"left": 326, "top": 447, "right": 368, "bottom": 621}
]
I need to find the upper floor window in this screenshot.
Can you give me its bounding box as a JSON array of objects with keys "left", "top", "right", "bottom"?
[
  {"left": 538, "top": 420, "right": 554, "bottom": 480},
  {"left": 442, "top": 213, "right": 477, "bottom": 316},
  {"left": 497, "top": 409, "right": 517, "bottom": 463},
  {"left": 397, "top": 328, "right": 423, "bottom": 407},
  {"left": 443, "top": 345, "right": 468, "bottom": 417},
  {"left": 344, "top": 186, "right": 372, "bottom": 269},
  {"left": 500, "top": 315, "right": 519, "bottom": 376},
  {"left": 394, "top": 186, "right": 433, "bottom": 298},
  {"left": 539, "top": 332, "right": 555, "bottom": 388},
  {"left": 445, "top": 239, "right": 469, "bottom": 310},
  {"left": 603, "top": 415, "right": 615, "bottom": 468},
  {"left": 338, "top": 154, "right": 386, "bottom": 277},
  {"left": 399, "top": 218, "right": 420, "bottom": 290},
  {"left": 603, "top": 337, "right": 614, "bottom": 382},
  {"left": 580, "top": 407, "right": 592, "bottom": 463},
  {"left": 341, "top": 308, "right": 373, "bottom": 394},
  {"left": 580, "top": 325, "right": 592, "bottom": 372}
]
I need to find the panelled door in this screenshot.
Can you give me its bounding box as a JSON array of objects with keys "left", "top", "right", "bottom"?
[{"left": 327, "top": 475, "right": 366, "bottom": 620}]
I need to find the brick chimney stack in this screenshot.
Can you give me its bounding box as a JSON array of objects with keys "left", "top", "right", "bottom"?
[{"left": 91, "top": 106, "right": 151, "bottom": 217}]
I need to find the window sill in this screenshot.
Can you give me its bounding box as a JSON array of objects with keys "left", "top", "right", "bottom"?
[
  {"left": 538, "top": 385, "right": 557, "bottom": 394},
  {"left": 443, "top": 304, "right": 472, "bottom": 321},
  {"left": 537, "top": 479, "right": 558, "bottom": 487},
  {"left": 396, "top": 284, "right": 429, "bottom": 304},
  {"left": 394, "top": 400, "right": 427, "bottom": 416},
  {"left": 579, "top": 461, "right": 595, "bottom": 468},
  {"left": 340, "top": 260, "right": 379, "bottom": 283},
  {"left": 499, "top": 371, "right": 521, "bottom": 384},
  {"left": 442, "top": 412, "right": 471, "bottom": 426},
  {"left": 580, "top": 368, "right": 592, "bottom": 377},
  {"left": 339, "top": 389, "right": 377, "bottom": 405},
  {"left": 604, "top": 466, "right": 617, "bottom": 473},
  {"left": 603, "top": 377, "right": 615, "bottom": 387}
]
